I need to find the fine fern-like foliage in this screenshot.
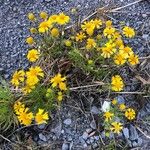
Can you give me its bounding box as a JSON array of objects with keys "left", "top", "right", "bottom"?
[{"left": 0, "top": 78, "right": 16, "bottom": 132}]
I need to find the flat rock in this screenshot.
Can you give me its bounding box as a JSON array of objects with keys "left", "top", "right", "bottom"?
[
  {"left": 91, "top": 106, "right": 100, "bottom": 114},
  {"left": 129, "top": 125, "right": 139, "bottom": 141},
  {"left": 39, "top": 133, "right": 47, "bottom": 142},
  {"left": 63, "top": 118, "right": 72, "bottom": 126},
  {"left": 123, "top": 128, "right": 129, "bottom": 139},
  {"left": 62, "top": 143, "right": 69, "bottom": 150}
]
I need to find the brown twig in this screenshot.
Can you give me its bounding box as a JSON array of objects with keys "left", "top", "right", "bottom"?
[
  {"left": 113, "top": 91, "right": 145, "bottom": 94},
  {"left": 70, "top": 82, "right": 105, "bottom": 91},
  {"left": 136, "top": 125, "right": 150, "bottom": 139},
  {"left": 108, "top": 0, "right": 143, "bottom": 12},
  {"left": 139, "top": 55, "right": 150, "bottom": 60}
]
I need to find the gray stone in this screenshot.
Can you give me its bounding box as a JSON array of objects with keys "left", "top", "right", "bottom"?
[
  {"left": 61, "top": 129, "right": 65, "bottom": 134},
  {"left": 83, "top": 143, "right": 88, "bottom": 148},
  {"left": 142, "top": 14, "right": 147, "bottom": 18},
  {"left": 92, "top": 143, "right": 98, "bottom": 149},
  {"left": 132, "top": 141, "right": 138, "bottom": 147},
  {"left": 129, "top": 125, "right": 139, "bottom": 141},
  {"left": 63, "top": 119, "right": 72, "bottom": 126},
  {"left": 117, "top": 96, "right": 125, "bottom": 104},
  {"left": 45, "top": 0, "right": 51, "bottom": 2},
  {"left": 142, "top": 34, "right": 149, "bottom": 40},
  {"left": 91, "top": 106, "right": 100, "bottom": 114},
  {"left": 86, "top": 128, "right": 92, "bottom": 133},
  {"left": 94, "top": 136, "right": 99, "bottom": 141},
  {"left": 90, "top": 120, "right": 96, "bottom": 129},
  {"left": 82, "top": 132, "right": 89, "bottom": 140},
  {"left": 51, "top": 123, "right": 62, "bottom": 138},
  {"left": 38, "top": 124, "right": 46, "bottom": 129},
  {"left": 39, "top": 133, "right": 47, "bottom": 142},
  {"left": 137, "top": 137, "right": 143, "bottom": 146},
  {"left": 62, "top": 143, "right": 69, "bottom": 150},
  {"left": 90, "top": 137, "right": 94, "bottom": 143},
  {"left": 86, "top": 139, "right": 91, "bottom": 144},
  {"left": 123, "top": 128, "right": 129, "bottom": 139}
]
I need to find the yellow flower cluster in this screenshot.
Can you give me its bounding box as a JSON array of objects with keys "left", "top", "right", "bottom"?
[
  {"left": 14, "top": 101, "right": 49, "bottom": 126},
  {"left": 11, "top": 66, "right": 44, "bottom": 94},
  {"left": 74, "top": 19, "right": 139, "bottom": 67},
  {"left": 37, "top": 12, "right": 70, "bottom": 33},
  {"left": 103, "top": 98, "right": 136, "bottom": 135}
]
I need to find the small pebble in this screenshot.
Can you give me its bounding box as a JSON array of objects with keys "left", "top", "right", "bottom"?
[{"left": 63, "top": 119, "right": 72, "bottom": 126}]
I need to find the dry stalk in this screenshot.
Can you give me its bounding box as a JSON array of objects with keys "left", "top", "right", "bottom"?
[
  {"left": 136, "top": 125, "right": 150, "bottom": 139},
  {"left": 70, "top": 82, "right": 105, "bottom": 91},
  {"left": 108, "top": 0, "right": 143, "bottom": 12}
]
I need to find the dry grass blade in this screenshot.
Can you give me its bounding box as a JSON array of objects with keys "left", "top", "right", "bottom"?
[
  {"left": 70, "top": 82, "right": 105, "bottom": 91},
  {"left": 136, "top": 125, "right": 150, "bottom": 139},
  {"left": 108, "top": 0, "right": 143, "bottom": 12},
  {"left": 135, "top": 75, "right": 150, "bottom": 85}
]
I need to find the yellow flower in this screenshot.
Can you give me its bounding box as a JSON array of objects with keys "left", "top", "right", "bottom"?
[
  {"left": 48, "top": 14, "right": 58, "bottom": 23},
  {"left": 57, "top": 92, "right": 63, "bottom": 102},
  {"left": 103, "top": 111, "right": 114, "bottom": 122},
  {"left": 27, "top": 13, "right": 36, "bottom": 21},
  {"left": 76, "top": 31, "right": 86, "bottom": 42},
  {"left": 110, "top": 122, "right": 123, "bottom": 134},
  {"left": 105, "top": 20, "right": 112, "bottom": 27},
  {"left": 26, "top": 66, "right": 44, "bottom": 85},
  {"left": 26, "top": 66, "right": 44, "bottom": 78},
  {"left": 40, "top": 11, "right": 48, "bottom": 19},
  {"left": 103, "top": 27, "right": 116, "bottom": 38},
  {"left": 112, "top": 99, "right": 117, "bottom": 105},
  {"left": 114, "top": 53, "right": 126, "bottom": 65},
  {"left": 111, "top": 75, "right": 124, "bottom": 92},
  {"left": 26, "top": 37, "right": 34, "bottom": 45},
  {"left": 119, "top": 104, "right": 126, "bottom": 111},
  {"left": 14, "top": 101, "right": 25, "bottom": 115},
  {"left": 38, "top": 21, "right": 52, "bottom": 33},
  {"left": 50, "top": 73, "right": 66, "bottom": 88},
  {"left": 81, "top": 21, "right": 95, "bottom": 36},
  {"left": 101, "top": 41, "right": 116, "bottom": 58},
  {"left": 51, "top": 28, "right": 59, "bottom": 37},
  {"left": 125, "top": 108, "right": 136, "bottom": 120},
  {"left": 115, "top": 39, "right": 124, "bottom": 47},
  {"left": 86, "top": 38, "right": 96, "bottom": 49},
  {"left": 35, "top": 109, "right": 49, "bottom": 124},
  {"left": 119, "top": 46, "right": 133, "bottom": 58},
  {"left": 64, "top": 40, "right": 72, "bottom": 47},
  {"left": 11, "top": 70, "right": 25, "bottom": 86},
  {"left": 22, "top": 84, "right": 35, "bottom": 94},
  {"left": 96, "top": 34, "right": 101, "bottom": 40},
  {"left": 59, "top": 82, "right": 67, "bottom": 91},
  {"left": 91, "top": 19, "right": 102, "bottom": 29},
  {"left": 113, "top": 32, "right": 122, "bottom": 39},
  {"left": 123, "top": 26, "right": 135, "bottom": 38},
  {"left": 27, "top": 49, "right": 40, "bottom": 62},
  {"left": 30, "top": 28, "right": 37, "bottom": 34},
  {"left": 26, "top": 76, "right": 39, "bottom": 86},
  {"left": 56, "top": 13, "right": 70, "bottom": 25},
  {"left": 128, "top": 54, "right": 139, "bottom": 66},
  {"left": 17, "top": 108, "right": 34, "bottom": 126}
]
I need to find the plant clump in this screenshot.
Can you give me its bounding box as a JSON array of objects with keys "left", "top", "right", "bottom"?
[{"left": 1, "top": 11, "right": 140, "bottom": 143}]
